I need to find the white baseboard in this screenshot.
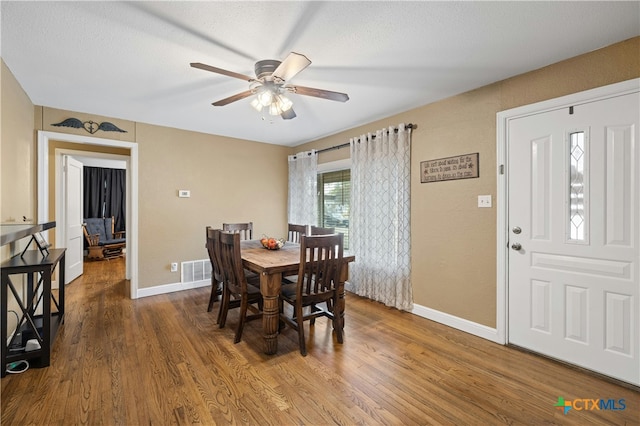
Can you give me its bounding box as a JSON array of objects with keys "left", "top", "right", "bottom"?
[
  {"left": 346, "top": 281, "right": 503, "bottom": 344},
  {"left": 411, "top": 303, "right": 503, "bottom": 344},
  {"left": 135, "top": 281, "right": 502, "bottom": 345},
  {"left": 136, "top": 280, "right": 210, "bottom": 298}
]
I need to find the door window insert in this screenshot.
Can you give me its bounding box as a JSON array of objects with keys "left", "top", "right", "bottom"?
[{"left": 567, "top": 129, "right": 589, "bottom": 243}]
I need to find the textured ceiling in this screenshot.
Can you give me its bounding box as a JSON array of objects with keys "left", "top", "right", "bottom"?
[{"left": 2, "top": 1, "right": 638, "bottom": 146}]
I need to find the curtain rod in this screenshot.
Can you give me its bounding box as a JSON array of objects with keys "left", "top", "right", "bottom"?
[{"left": 316, "top": 123, "right": 416, "bottom": 154}]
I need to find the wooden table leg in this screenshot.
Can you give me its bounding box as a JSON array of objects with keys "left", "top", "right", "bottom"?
[
  {"left": 334, "top": 282, "right": 345, "bottom": 343},
  {"left": 259, "top": 272, "right": 282, "bottom": 354},
  {"left": 334, "top": 261, "right": 349, "bottom": 342}
]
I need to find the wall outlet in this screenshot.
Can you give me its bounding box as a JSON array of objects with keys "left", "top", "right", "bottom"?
[
  {"left": 178, "top": 190, "right": 190, "bottom": 198},
  {"left": 170, "top": 262, "right": 178, "bottom": 272},
  {"left": 478, "top": 195, "right": 492, "bottom": 208}
]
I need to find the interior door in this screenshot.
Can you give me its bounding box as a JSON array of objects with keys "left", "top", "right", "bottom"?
[
  {"left": 508, "top": 92, "right": 639, "bottom": 385},
  {"left": 64, "top": 156, "right": 84, "bottom": 283}
]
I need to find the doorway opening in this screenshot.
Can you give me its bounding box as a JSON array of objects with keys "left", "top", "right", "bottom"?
[
  {"left": 37, "top": 131, "right": 139, "bottom": 299},
  {"left": 58, "top": 151, "right": 128, "bottom": 282}
]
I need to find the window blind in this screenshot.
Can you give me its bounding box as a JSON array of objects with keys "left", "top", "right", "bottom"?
[{"left": 317, "top": 169, "right": 350, "bottom": 249}]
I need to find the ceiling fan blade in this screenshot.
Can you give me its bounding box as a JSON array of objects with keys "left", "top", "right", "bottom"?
[
  {"left": 281, "top": 108, "right": 297, "bottom": 120},
  {"left": 272, "top": 52, "right": 311, "bottom": 82},
  {"left": 212, "top": 90, "right": 254, "bottom": 106},
  {"left": 191, "top": 62, "right": 254, "bottom": 82},
  {"left": 287, "top": 85, "right": 349, "bottom": 102}
]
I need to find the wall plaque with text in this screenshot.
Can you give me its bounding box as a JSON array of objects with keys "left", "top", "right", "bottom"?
[{"left": 420, "top": 153, "right": 479, "bottom": 183}]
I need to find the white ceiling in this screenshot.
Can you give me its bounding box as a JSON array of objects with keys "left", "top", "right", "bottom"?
[{"left": 2, "top": 1, "right": 638, "bottom": 147}]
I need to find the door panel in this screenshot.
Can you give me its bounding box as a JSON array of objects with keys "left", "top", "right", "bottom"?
[
  {"left": 65, "top": 156, "right": 83, "bottom": 283},
  {"left": 508, "top": 92, "right": 639, "bottom": 385}
]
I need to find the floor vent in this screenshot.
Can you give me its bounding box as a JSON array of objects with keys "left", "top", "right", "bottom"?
[{"left": 181, "top": 259, "right": 211, "bottom": 284}]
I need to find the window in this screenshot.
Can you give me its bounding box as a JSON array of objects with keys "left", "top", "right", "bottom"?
[
  {"left": 317, "top": 169, "right": 350, "bottom": 249},
  {"left": 567, "top": 130, "right": 589, "bottom": 243}
]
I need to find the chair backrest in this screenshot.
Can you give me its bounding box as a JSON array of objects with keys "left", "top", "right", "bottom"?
[
  {"left": 296, "top": 233, "right": 344, "bottom": 298},
  {"left": 206, "top": 227, "right": 223, "bottom": 283},
  {"left": 287, "top": 223, "right": 307, "bottom": 243},
  {"left": 104, "top": 217, "right": 115, "bottom": 236},
  {"left": 310, "top": 225, "right": 335, "bottom": 235},
  {"left": 84, "top": 217, "right": 108, "bottom": 242},
  {"left": 223, "top": 222, "right": 253, "bottom": 240},
  {"left": 218, "top": 231, "right": 249, "bottom": 296}
]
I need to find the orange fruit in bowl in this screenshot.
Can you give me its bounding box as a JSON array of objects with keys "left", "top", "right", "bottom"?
[{"left": 260, "top": 235, "right": 284, "bottom": 250}]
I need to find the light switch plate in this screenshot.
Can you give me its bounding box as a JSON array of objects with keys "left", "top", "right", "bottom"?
[
  {"left": 178, "top": 190, "right": 190, "bottom": 198},
  {"left": 478, "top": 195, "right": 492, "bottom": 208}
]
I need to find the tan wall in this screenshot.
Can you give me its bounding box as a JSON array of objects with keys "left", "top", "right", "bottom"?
[
  {"left": 294, "top": 37, "right": 640, "bottom": 327},
  {"left": 1, "top": 59, "right": 36, "bottom": 228},
  {"left": 40, "top": 107, "right": 136, "bottom": 142},
  {"left": 1, "top": 59, "right": 37, "bottom": 265},
  {"left": 135, "top": 123, "right": 289, "bottom": 287},
  {"left": 0, "top": 59, "right": 36, "bottom": 334}
]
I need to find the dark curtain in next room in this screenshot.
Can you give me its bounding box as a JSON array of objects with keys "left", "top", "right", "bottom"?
[{"left": 83, "top": 166, "right": 126, "bottom": 233}]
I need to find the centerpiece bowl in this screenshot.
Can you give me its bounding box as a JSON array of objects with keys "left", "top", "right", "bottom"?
[{"left": 260, "top": 236, "right": 285, "bottom": 250}]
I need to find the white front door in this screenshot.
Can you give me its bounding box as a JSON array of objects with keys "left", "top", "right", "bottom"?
[
  {"left": 508, "top": 92, "right": 639, "bottom": 385},
  {"left": 64, "top": 156, "right": 84, "bottom": 283}
]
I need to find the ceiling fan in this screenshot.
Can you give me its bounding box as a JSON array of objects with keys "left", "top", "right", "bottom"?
[{"left": 191, "top": 52, "right": 349, "bottom": 120}]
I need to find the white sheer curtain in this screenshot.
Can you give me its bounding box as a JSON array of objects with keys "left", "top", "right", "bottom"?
[
  {"left": 349, "top": 124, "right": 412, "bottom": 311},
  {"left": 288, "top": 150, "right": 318, "bottom": 226}
]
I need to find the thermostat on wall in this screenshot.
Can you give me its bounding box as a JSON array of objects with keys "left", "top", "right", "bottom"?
[{"left": 178, "top": 190, "right": 191, "bottom": 198}]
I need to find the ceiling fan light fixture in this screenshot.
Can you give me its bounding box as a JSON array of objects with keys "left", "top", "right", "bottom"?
[
  {"left": 250, "top": 98, "right": 263, "bottom": 112},
  {"left": 258, "top": 89, "right": 273, "bottom": 107},
  {"left": 252, "top": 87, "right": 294, "bottom": 116},
  {"left": 277, "top": 94, "right": 293, "bottom": 112},
  {"left": 192, "top": 51, "right": 349, "bottom": 120},
  {"left": 269, "top": 101, "right": 283, "bottom": 116}
]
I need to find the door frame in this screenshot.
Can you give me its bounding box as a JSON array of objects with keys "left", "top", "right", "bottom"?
[
  {"left": 496, "top": 78, "right": 639, "bottom": 345},
  {"left": 37, "top": 130, "right": 139, "bottom": 299}
]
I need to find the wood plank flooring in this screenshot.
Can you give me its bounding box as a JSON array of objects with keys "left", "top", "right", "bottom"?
[{"left": 2, "top": 257, "right": 638, "bottom": 425}]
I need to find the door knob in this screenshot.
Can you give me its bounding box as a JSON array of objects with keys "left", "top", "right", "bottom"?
[
  {"left": 512, "top": 226, "right": 522, "bottom": 234},
  {"left": 511, "top": 243, "right": 522, "bottom": 251}
]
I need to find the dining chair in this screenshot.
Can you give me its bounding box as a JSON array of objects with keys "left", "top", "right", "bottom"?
[
  {"left": 205, "top": 227, "right": 224, "bottom": 315},
  {"left": 310, "top": 225, "right": 335, "bottom": 235},
  {"left": 279, "top": 233, "right": 345, "bottom": 356},
  {"left": 222, "top": 222, "right": 253, "bottom": 240},
  {"left": 218, "top": 231, "right": 263, "bottom": 343},
  {"left": 287, "top": 223, "right": 307, "bottom": 243},
  {"left": 207, "top": 227, "right": 261, "bottom": 324},
  {"left": 283, "top": 224, "right": 308, "bottom": 283}
]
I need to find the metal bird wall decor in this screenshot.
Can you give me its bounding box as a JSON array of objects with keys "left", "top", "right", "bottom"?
[{"left": 51, "top": 118, "right": 127, "bottom": 134}]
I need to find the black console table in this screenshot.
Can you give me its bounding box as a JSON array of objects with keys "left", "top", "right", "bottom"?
[{"left": 1, "top": 223, "right": 65, "bottom": 377}]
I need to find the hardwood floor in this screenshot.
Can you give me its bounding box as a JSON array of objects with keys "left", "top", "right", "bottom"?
[{"left": 2, "top": 257, "right": 638, "bottom": 425}]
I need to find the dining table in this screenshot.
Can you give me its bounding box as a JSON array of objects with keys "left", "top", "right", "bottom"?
[{"left": 240, "top": 239, "right": 355, "bottom": 355}]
